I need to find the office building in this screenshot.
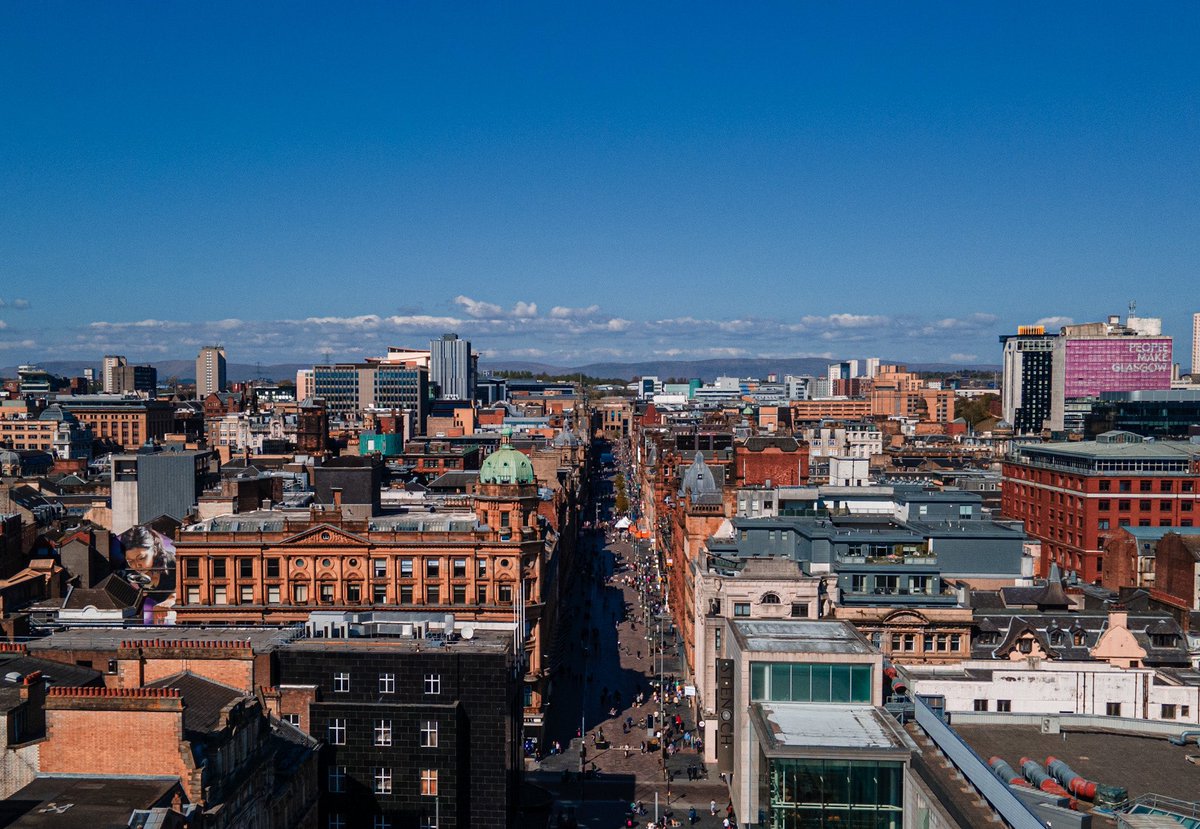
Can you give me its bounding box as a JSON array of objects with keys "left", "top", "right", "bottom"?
[
  {"left": 101, "top": 355, "right": 126, "bottom": 393},
  {"left": 310, "top": 361, "right": 430, "bottom": 424},
  {"left": 999, "top": 325, "right": 1056, "bottom": 434},
  {"left": 429, "top": 334, "right": 476, "bottom": 400},
  {"left": 196, "top": 346, "right": 227, "bottom": 397},
  {"left": 1193, "top": 311, "right": 1200, "bottom": 376},
  {"left": 1002, "top": 431, "right": 1200, "bottom": 582},
  {"left": 56, "top": 395, "right": 174, "bottom": 450},
  {"left": 1048, "top": 315, "right": 1171, "bottom": 432}
]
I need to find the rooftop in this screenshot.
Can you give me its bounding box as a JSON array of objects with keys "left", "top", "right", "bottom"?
[
  {"left": 26, "top": 626, "right": 301, "bottom": 655},
  {"left": 0, "top": 776, "right": 180, "bottom": 828},
  {"left": 730, "top": 619, "right": 875, "bottom": 655},
  {"left": 954, "top": 722, "right": 1200, "bottom": 814},
  {"left": 754, "top": 703, "right": 910, "bottom": 755}
]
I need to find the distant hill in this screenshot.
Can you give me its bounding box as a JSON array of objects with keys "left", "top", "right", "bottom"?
[
  {"left": 3, "top": 357, "right": 1000, "bottom": 385},
  {"left": 482, "top": 357, "right": 1000, "bottom": 382}
]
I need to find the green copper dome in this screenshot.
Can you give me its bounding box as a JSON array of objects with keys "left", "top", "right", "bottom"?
[{"left": 479, "top": 429, "right": 535, "bottom": 485}]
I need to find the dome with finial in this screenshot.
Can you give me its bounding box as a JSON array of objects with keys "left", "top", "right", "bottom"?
[{"left": 479, "top": 427, "right": 536, "bottom": 485}]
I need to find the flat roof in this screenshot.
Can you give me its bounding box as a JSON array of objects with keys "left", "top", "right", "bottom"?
[
  {"left": 731, "top": 619, "right": 875, "bottom": 655},
  {"left": 284, "top": 630, "right": 512, "bottom": 654},
  {"left": 755, "top": 703, "right": 909, "bottom": 754},
  {"left": 26, "top": 626, "right": 301, "bottom": 654},
  {"left": 954, "top": 723, "right": 1200, "bottom": 812},
  {"left": 0, "top": 776, "right": 179, "bottom": 828}
]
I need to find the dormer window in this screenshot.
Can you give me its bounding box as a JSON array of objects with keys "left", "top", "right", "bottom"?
[
  {"left": 760, "top": 592, "right": 781, "bottom": 605},
  {"left": 1073, "top": 631, "right": 1086, "bottom": 646}
]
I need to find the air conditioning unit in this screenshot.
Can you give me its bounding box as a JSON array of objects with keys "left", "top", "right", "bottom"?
[{"left": 1040, "top": 716, "right": 1060, "bottom": 734}]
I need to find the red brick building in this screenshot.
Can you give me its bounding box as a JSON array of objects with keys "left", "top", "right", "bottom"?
[
  {"left": 1002, "top": 432, "right": 1200, "bottom": 583},
  {"left": 734, "top": 435, "right": 810, "bottom": 487}
]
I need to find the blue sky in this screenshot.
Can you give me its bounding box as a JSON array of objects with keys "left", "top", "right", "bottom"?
[{"left": 1, "top": 2, "right": 1197, "bottom": 367}]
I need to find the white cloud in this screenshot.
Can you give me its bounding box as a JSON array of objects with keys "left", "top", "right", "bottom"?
[
  {"left": 1035, "top": 316, "right": 1074, "bottom": 330},
  {"left": 511, "top": 301, "right": 538, "bottom": 319},
  {"left": 453, "top": 295, "right": 504, "bottom": 319},
  {"left": 549, "top": 305, "right": 601, "bottom": 319},
  {"left": 948, "top": 353, "right": 980, "bottom": 362},
  {"left": 0, "top": 321, "right": 6, "bottom": 330}
]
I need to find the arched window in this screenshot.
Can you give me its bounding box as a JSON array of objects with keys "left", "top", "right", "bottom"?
[{"left": 760, "top": 592, "right": 781, "bottom": 604}]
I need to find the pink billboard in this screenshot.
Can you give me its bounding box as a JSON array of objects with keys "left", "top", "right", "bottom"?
[{"left": 1063, "top": 338, "right": 1172, "bottom": 398}]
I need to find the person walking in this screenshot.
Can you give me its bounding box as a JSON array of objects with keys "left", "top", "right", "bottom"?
[{"left": 710, "top": 799, "right": 717, "bottom": 816}]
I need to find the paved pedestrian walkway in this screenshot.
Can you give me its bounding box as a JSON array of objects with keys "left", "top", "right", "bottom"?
[{"left": 532, "top": 445, "right": 736, "bottom": 828}]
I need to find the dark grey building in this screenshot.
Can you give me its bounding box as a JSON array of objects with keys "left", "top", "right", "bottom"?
[
  {"left": 110, "top": 447, "right": 220, "bottom": 534},
  {"left": 312, "top": 455, "right": 384, "bottom": 517},
  {"left": 276, "top": 633, "right": 521, "bottom": 829}
]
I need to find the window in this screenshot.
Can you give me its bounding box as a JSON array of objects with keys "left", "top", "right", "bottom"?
[
  {"left": 1161, "top": 704, "right": 1177, "bottom": 719},
  {"left": 329, "top": 815, "right": 346, "bottom": 829},
  {"left": 267, "top": 585, "right": 281, "bottom": 603},
  {"left": 420, "top": 769, "right": 438, "bottom": 796},
  {"left": 266, "top": 558, "right": 280, "bottom": 577},
  {"left": 425, "top": 584, "right": 441, "bottom": 604},
  {"left": 477, "top": 584, "right": 488, "bottom": 604},
  {"left": 373, "top": 584, "right": 387, "bottom": 603},
  {"left": 240, "top": 585, "right": 254, "bottom": 603},
  {"left": 374, "top": 719, "right": 392, "bottom": 746},
  {"left": 400, "top": 584, "right": 413, "bottom": 603},
  {"left": 293, "top": 583, "right": 309, "bottom": 603},
  {"left": 328, "top": 766, "right": 346, "bottom": 793},
  {"left": 347, "top": 582, "right": 361, "bottom": 602},
  {"left": 400, "top": 559, "right": 414, "bottom": 577},
  {"left": 1184, "top": 501, "right": 1194, "bottom": 512},
  {"left": 1119, "top": 480, "right": 1131, "bottom": 492},
  {"left": 749, "top": 662, "right": 872, "bottom": 703},
  {"left": 477, "top": 557, "right": 487, "bottom": 578},
  {"left": 997, "top": 700, "right": 1011, "bottom": 712},
  {"left": 734, "top": 602, "right": 751, "bottom": 617},
  {"left": 452, "top": 584, "right": 466, "bottom": 604},
  {"left": 328, "top": 718, "right": 346, "bottom": 745},
  {"left": 1099, "top": 480, "right": 1111, "bottom": 492},
  {"left": 1118, "top": 500, "right": 1131, "bottom": 511},
  {"left": 374, "top": 767, "right": 392, "bottom": 794},
  {"left": 334, "top": 672, "right": 350, "bottom": 693},
  {"left": 212, "top": 558, "right": 227, "bottom": 578},
  {"left": 185, "top": 559, "right": 200, "bottom": 578},
  {"left": 374, "top": 818, "right": 392, "bottom": 829},
  {"left": 760, "top": 592, "right": 781, "bottom": 604},
  {"left": 1106, "top": 702, "right": 1122, "bottom": 717},
  {"left": 452, "top": 558, "right": 467, "bottom": 577},
  {"left": 1140, "top": 500, "right": 1152, "bottom": 511},
  {"left": 498, "top": 584, "right": 513, "bottom": 604},
  {"left": 379, "top": 673, "right": 396, "bottom": 694},
  {"left": 1098, "top": 519, "right": 1110, "bottom": 530},
  {"left": 425, "top": 674, "right": 441, "bottom": 695},
  {"left": 214, "top": 586, "right": 228, "bottom": 605},
  {"left": 238, "top": 557, "right": 253, "bottom": 578},
  {"left": 320, "top": 583, "right": 335, "bottom": 603},
  {"left": 421, "top": 720, "right": 438, "bottom": 747},
  {"left": 1140, "top": 480, "right": 1152, "bottom": 492},
  {"left": 426, "top": 558, "right": 440, "bottom": 578},
  {"left": 186, "top": 587, "right": 200, "bottom": 604},
  {"left": 373, "top": 558, "right": 387, "bottom": 578},
  {"left": 973, "top": 699, "right": 989, "bottom": 712},
  {"left": 790, "top": 602, "right": 808, "bottom": 618},
  {"left": 1098, "top": 499, "right": 1110, "bottom": 511}
]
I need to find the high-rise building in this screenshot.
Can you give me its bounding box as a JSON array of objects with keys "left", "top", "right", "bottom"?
[
  {"left": 1049, "top": 315, "right": 1171, "bottom": 432},
  {"left": 862, "top": 357, "right": 881, "bottom": 379},
  {"left": 101, "top": 355, "right": 126, "bottom": 393},
  {"left": 429, "top": 333, "right": 475, "bottom": 400},
  {"left": 1192, "top": 312, "right": 1200, "bottom": 376},
  {"left": 999, "top": 325, "right": 1056, "bottom": 434},
  {"left": 196, "top": 346, "right": 227, "bottom": 397},
  {"left": 114, "top": 364, "right": 157, "bottom": 397}
]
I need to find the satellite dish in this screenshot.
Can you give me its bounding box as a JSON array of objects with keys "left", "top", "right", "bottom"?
[{"left": 460, "top": 625, "right": 475, "bottom": 640}]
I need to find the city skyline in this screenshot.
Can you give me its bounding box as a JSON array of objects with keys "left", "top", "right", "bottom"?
[{"left": 2, "top": 3, "right": 1197, "bottom": 363}]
